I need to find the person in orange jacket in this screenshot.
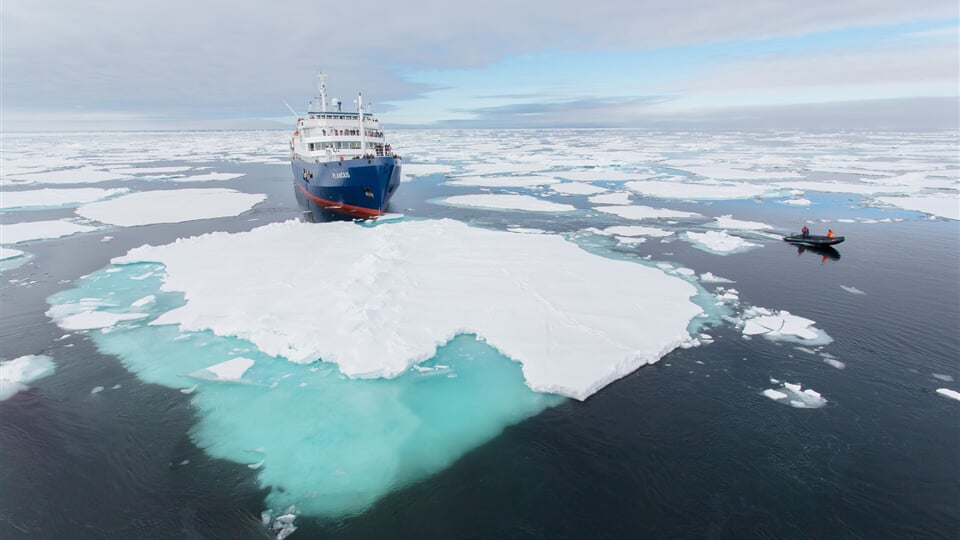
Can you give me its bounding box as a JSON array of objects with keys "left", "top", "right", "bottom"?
[{"left": 827, "top": 229, "right": 835, "bottom": 238}]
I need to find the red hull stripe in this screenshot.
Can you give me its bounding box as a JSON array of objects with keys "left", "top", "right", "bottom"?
[{"left": 296, "top": 183, "right": 382, "bottom": 218}]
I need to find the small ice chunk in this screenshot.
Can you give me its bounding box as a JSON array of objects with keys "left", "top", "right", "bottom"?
[
  {"left": 699, "top": 272, "right": 735, "bottom": 283},
  {"left": 840, "top": 285, "right": 865, "bottom": 295},
  {"left": 764, "top": 381, "right": 828, "bottom": 408},
  {"left": 91, "top": 386, "right": 104, "bottom": 394},
  {"left": 685, "top": 230, "right": 761, "bottom": 255},
  {"left": 131, "top": 295, "right": 156, "bottom": 307},
  {"left": 190, "top": 357, "right": 255, "bottom": 382},
  {"left": 932, "top": 373, "right": 954, "bottom": 382},
  {"left": 58, "top": 311, "right": 149, "bottom": 330},
  {"left": 936, "top": 388, "right": 960, "bottom": 402},
  {"left": 763, "top": 389, "right": 788, "bottom": 400}
]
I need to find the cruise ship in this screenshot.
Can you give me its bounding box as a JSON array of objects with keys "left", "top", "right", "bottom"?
[{"left": 289, "top": 73, "right": 402, "bottom": 219}]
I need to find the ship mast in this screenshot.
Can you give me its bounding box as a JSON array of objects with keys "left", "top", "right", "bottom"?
[
  {"left": 358, "top": 92, "right": 365, "bottom": 154},
  {"left": 317, "top": 71, "right": 327, "bottom": 113}
]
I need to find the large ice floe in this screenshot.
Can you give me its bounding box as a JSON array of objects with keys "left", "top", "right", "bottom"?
[
  {"left": 625, "top": 179, "right": 774, "bottom": 200},
  {"left": 0, "top": 355, "right": 56, "bottom": 400},
  {"left": 0, "top": 187, "right": 130, "bottom": 210},
  {"left": 435, "top": 194, "right": 575, "bottom": 212},
  {"left": 2, "top": 220, "right": 99, "bottom": 244},
  {"left": 76, "top": 188, "right": 266, "bottom": 226},
  {"left": 48, "top": 218, "right": 705, "bottom": 517}
]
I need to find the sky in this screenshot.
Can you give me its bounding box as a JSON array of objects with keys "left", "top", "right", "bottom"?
[{"left": 2, "top": 0, "right": 958, "bottom": 131}]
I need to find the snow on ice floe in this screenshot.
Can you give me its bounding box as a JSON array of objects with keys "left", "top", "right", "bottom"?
[
  {"left": 588, "top": 192, "right": 632, "bottom": 205},
  {"left": 3, "top": 166, "right": 129, "bottom": 185},
  {"left": 461, "top": 162, "right": 548, "bottom": 176},
  {"left": 435, "top": 194, "right": 575, "bottom": 213},
  {"left": 665, "top": 163, "right": 802, "bottom": 181},
  {"left": 684, "top": 230, "right": 761, "bottom": 255},
  {"left": 779, "top": 198, "right": 812, "bottom": 206},
  {"left": 592, "top": 225, "right": 674, "bottom": 238},
  {"left": 76, "top": 188, "right": 266, "bottom": 226},
  {"left": 873, "top": 195, "right": 960, "bottom": 221},
  {"left": 446, "top": 175, "right": 559, "bottom": 188},
  {"left": 169, "top": 172, "right": 245, "bottom": 183},
  {"left": 110, "top": 218, "right": 703, "bottom": 399},
  {"left": 935, "top": 388, "right": 960, "bottom": 402},
  {"left": 554, "top": 169, "right": 640, "bottom": 182},
  {"left": 0, "top": 187, "right": 130, "bottom": 210},
  {"left": 625, "top": 179, "right": 774, "bottom": 200},
  {"left": 0, "top": 355, "right": 56, "bottom": 400},
  {"left": 710, "top": 214, "right": 772, "bottom": 231},
  {"left": 1, "top": 220, "right": 99, "bottom": 244},
  {"left": 762, "top": 381, "right": 828, "bottom": 408},
  {"left": 595, "top": 205, "right": 701, "bottom": 220},
  {"left": 107, "top": 166, "right": 193, "bottom": 176},
  {"left": 551, "top": 182, "right": 608, "bottom": 196}
]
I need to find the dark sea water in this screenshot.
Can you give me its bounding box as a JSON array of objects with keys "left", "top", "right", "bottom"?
[{"left": 1, "top": 131, "right": 958, "bottom": 539}]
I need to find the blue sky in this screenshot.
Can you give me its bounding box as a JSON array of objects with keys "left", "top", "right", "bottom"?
[{"left": 3, "top": 0, "right": 958, "bottom": 130}]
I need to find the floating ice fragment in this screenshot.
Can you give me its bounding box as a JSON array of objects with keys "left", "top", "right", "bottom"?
[
  {"left": 58, "top": 311, "right": 149, "bottom": 330},
  {"left": 91, "top": 386, "right": 104, "bottom": 394},
  {"left": 0, "top": 248, "right": 25, "bottom": 261},
  {"left": 711, "top": 214, "right": 771, "bottom": 230},
  {"left": 551, "top": 182, "right": 608, "bottom": 195},
  {"left": 435, "top": 194, "right": 575, "bottom": 212},
  {"left": 874, "top": 195, "right": 959, "bottom": 221},
  {"left": 2, "top": 220, "right": 98, "bottom": 244},
  {"left": 0, "top": 355, "right": 56, "bottom": 400},
  {"left": 932, "top": 373, "right": 954, "bottom": 382},
  {"left": 588, "top": 192, "right": 632, "bottom": 205},
  {"left": 820, "top": 352, "right": 845, "bottom": 369},
  {"left": 626, "top": 180, "right": 772, "bottom": 200},
  {"left": 763, "top": 381, "right": 828, "bottom": 408},
  {"left": 180, "top": 384, "right": 198, "bottom": 394},
  {"left": 685, "top": 230, "right": 761, "bottom": 255},
  {"left": 699, "top": 272, "right": 735, "bottom": 283},
  {"left": 739, "top": 307, "right": 831, "bottom": 345},
  {"left": 0, "top": 187, "right": 130, "bottom": 210},
  {"left": 189, "top": 357, "right": 255, "bottom": 382},
  {"left": 595, "top": 205, "right": 701, "bottom": 220},
  {"left": 936, "top": 388, "right": 960, "bottom": 402},
  {"left": 763, "top": 389, "right": 788, "bottom": 400},
  {"left": 131, "top": 295, "right": 156, "bottom": 307}
]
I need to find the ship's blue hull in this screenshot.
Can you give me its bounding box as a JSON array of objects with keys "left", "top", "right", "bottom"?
[{"left": 292, "top": 156, "right": 401, "bottom": 219}]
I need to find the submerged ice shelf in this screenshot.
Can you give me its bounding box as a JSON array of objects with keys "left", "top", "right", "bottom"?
[{"left": 47, "top": 218, "right": 709, "bottom": 517}]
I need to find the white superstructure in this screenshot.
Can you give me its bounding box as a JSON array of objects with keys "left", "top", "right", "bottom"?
[{"left": 290, "top": 72, "right": 393, "bottom": 163}]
